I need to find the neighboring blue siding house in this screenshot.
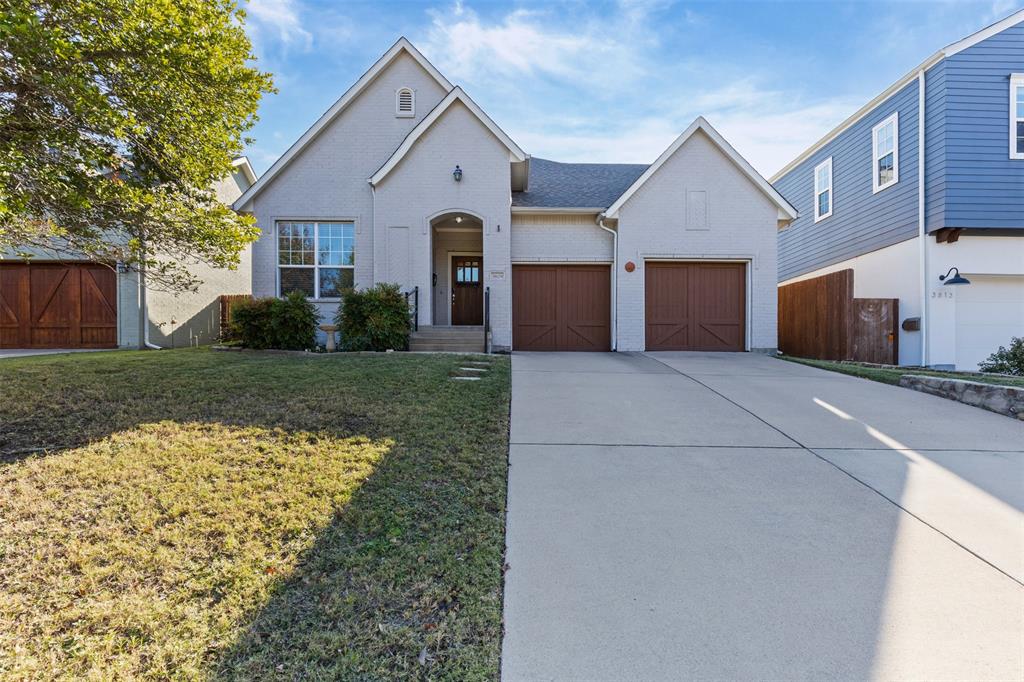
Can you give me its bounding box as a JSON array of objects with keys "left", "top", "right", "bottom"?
[{"left": 773, "top": 10, "right": 1024, "bottom": 370}]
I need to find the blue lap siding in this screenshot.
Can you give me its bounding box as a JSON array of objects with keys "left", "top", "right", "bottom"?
[
  {"left": 774, "top": 18, "right": 1024, "bottom": 282},
  {"left": 941, "top": 23, "right": 1024, "bottom": 229}
]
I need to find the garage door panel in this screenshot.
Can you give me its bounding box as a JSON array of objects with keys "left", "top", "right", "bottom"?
[
  {"left": 0, "top": 266, "right": 28, "bottom": 347},
  {"left": 0, "top": 263, "right": 117, "bottom": 349},
  {"left": 647, "top": 322, "right": 690, "bottom": 349},
  {"left": 512, "top": 266, "right": 557, "bottom": 350},
  {"left": 696, "top": 322, "right": 743, "bottom": 351},
  {"left": 646, "top": 262, "right": 745, "bottom": 351},
  {"left": 955, "top": 275, "right": 1024, "bottom": 370},
  {"left": 513, "top": 265, "right": 610, "bottom": 351}
]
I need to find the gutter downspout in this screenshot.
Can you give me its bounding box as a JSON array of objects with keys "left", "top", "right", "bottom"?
[
  {"left": 917, "top": 68, "right": 928, "bottom": 366},
  {"left": 137, "top": 236, "right": 162, "bottom": 350},
  {"left": 596, "top": 214, "right": 617, "bottom": 351}
]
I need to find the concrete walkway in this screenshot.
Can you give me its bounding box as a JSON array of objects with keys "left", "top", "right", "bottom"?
[{"left": 502, "top": 352, "right": 1024, "bottom": 681}]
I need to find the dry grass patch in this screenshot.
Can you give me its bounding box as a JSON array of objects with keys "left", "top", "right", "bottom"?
[{"left": 0, "top": 350, "right": 510, "bottom": 680}]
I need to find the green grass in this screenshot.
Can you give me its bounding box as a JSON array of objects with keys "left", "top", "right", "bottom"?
[
  {"left": 0, "top": 349, "right": 510, "bottom": 680},
  {"left": 781, "top": 356, "right": 1024, "bottom": 388}
]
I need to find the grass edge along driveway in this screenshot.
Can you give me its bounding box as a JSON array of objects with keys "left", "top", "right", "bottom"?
[
  {"left": 781, "top": 355, "right": 1024, "bottom": 388},
  {"left": 0, "top": 349, "right": 510, "bottom": 680}
]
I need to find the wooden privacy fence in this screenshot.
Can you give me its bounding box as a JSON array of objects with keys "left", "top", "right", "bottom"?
[
  {"left": 778, "top": 269, "right": 899, "bottom": 364},
  {"left": 219, "top": 294, "right": 253, "bottom": 340}
]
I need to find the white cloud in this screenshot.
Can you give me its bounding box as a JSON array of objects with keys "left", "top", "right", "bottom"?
[
  {"left": 244, "top": 0, "right": 313, "bottom": 53},
  {"left": 507, "top": 79, "right": 863, "bottom": 178},
  {"left": 419, "top": 2, "right": 861, "bottom": 176},
  {"left": 421, "top": 3, "right": 646, "bottom": 88},
  {"left": 984, "top": 0, "right": 1021, "bottom": 23}
]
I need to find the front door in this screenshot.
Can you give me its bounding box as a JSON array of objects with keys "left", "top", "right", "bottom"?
[{"left": 451, "top": 255, "right": 483, "bottom": 326}]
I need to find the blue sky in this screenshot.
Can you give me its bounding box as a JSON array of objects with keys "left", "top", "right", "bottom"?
[{"left": 241, "top": 0, "right": 1021, "bottom": 178}]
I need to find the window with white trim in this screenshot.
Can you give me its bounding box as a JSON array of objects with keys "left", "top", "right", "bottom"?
[
  {"left": 1011, "top": 73, "right": 1024, "bottom": 159},
  {"left": 277, "top": 221, "right": 354, "bottom": 299},
  {"left": 814, "top": 157, "right": 833, "bottom": 222},
  {"left": 871, "top": 113, "right": 899, "bottom": 192},
  {"left": 396, "top": 87, "right": 415, "bottom": 117}
]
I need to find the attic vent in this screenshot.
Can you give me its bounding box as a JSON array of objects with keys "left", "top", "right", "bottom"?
[{"left": 396, "top": 88, "right": 415, "bottom": 117}]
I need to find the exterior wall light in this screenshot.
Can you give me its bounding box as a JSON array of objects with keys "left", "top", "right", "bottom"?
[
  {"left": 939, "top": 267, "right": 970, "bottom": 286},
  {"left": 452, "top": 165, "right": 463, "bottom": 182}
]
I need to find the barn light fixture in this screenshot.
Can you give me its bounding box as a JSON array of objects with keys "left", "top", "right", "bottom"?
[
  {"left": 939, "top": 267, "right": 970, "bottom": 286},
  {"left": 455, "top": 215, "right": 463, "bottom": 223},
  {"left": 452, "top": 165, "right": 463, "bottom": 182}
]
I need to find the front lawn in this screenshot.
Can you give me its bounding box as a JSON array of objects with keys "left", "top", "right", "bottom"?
[
  {"left": 0, "top": 349, "right": 510, "bottom": 680},
  {"left": 781, "top": 356, "right": 1024, "bottom": 388}
]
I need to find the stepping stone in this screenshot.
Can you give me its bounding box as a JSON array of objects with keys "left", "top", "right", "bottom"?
[
  {"left": 459, "top": 367, "right": 488, "bottom": 372},
  {"left": 451, "top": 376, "right": 481, "bottom": 381}
]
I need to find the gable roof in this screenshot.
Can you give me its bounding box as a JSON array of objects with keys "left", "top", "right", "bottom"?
[
  {"left": 511, "top": 158, "right": 648, "bottom": 210},
  {"left": 368, "top": 86, "right": 527, "bottom": 187},
  {"left": 231, "top": 156, "right": 257, "bottom": 187},
  {"left": 770, "top": 8, "right": 1024, "bottom": 182},
  {"left": 233, "top": 37, "right": 452, "bottom": 211},
  {"left": 603, "top": 117, "right": 798, "bottom": 222}
]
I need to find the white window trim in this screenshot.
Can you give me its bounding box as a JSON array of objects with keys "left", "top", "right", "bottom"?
[
  {"left": 813, "top": 157, "right": 833, "bottom": 222},
  {"left": 276, "top": 220, "right": 355, "bottom": 301},
  {"left": 395, "top": 87, "right": 415, "bottom": 118},
  {"left": 871, "top": 112, "right": 899, "bottom": 194},
  {"left": 1011, "top": 73, "right": 1024, "bottom": 160}
]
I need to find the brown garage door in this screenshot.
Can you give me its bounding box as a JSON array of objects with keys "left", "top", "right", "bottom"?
[
  {"left": 0, "top": 263, "right": 117, "bottom": 348},
  {"left": 645, "top": 262, "right": 745, "bottom": 351},
  {"left": 513, "top": 264, "right": 610, "bottom": 351}
]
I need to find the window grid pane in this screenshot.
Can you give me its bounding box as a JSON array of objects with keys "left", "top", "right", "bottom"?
[
  {"left": 318, "top": 268, "right": 353, "bottom": 298},
  {"left": 278, "top": 222, "right": 314, "bottom": 265},
  {"left": 878, "top": 153, "right": 894, "bottom": 185},
  {"left": 280, "top": 268, "right": 314, "bottom": 298},
  {"left": 278, "top": 221, "right": 355, "bottom": 298}
]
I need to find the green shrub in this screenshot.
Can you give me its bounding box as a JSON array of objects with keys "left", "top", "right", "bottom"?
[
  {"left": 219, "top": 295, "right": 253, "bottom": 342},
  {"left": 979, "top": 337, "right": 1024, "bottom": 376},
  {"left": 230, "top": 292, "right": 319, "bottom": 350},
  {"left": 230, "top": 298, "right": 277, "bottom": 349},
  {"left": 335, "top": 283, "right": 410, "bottom": 351}
]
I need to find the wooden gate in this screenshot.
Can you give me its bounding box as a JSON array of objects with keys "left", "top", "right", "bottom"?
[{"left": 778, "top": 269, "right": 898, "bottom": 364}]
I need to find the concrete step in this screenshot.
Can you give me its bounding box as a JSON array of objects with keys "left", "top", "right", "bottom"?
[
  {"left": 412, "top": 327, "right": 483, "bottom": 338},
  {"left": 409, "top": 331, "right": 485, "bottom": 339},
  {"left": 409, "top": 340, "right": 486, "bottom": 353}
]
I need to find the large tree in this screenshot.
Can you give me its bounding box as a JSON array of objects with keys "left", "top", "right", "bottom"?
[{"left": 0, "top": 0, "right": 274, "bottom": 290}]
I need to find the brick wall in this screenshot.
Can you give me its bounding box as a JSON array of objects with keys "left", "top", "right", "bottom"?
[
  {"left": 616, "top": 130, "right": 780, "bottom": 352},
  {"left": 511, "top": 213, "right": 613, "bottom": 262},
  {"left": 249, "top": 53, "right": 449, "bottom": 326},
  {"left": 372, "top": 101, "right": 514, "bottom": 349}
]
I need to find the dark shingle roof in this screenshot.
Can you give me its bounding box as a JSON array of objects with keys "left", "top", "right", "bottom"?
[{"left": 512, "top": 157, "right": 649, "bottom": 209}]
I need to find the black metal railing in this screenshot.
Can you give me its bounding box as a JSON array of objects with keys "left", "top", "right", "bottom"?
[
  {"left": 483, "top": 286, "right": 490, "bottom": 354},
  {"left": 404, "top": 286, "right": 419, "bottom": 332}
]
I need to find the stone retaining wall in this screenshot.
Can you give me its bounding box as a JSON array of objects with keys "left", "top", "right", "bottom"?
[{"left": 898, "top": 375, "right": 1024, "bottom": 420}]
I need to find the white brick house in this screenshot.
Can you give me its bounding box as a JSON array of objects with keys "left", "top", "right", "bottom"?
[{"left": 235, "top": 38, "right": 797, "bottom": 352}]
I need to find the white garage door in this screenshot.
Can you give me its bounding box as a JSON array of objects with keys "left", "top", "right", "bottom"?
[{"left": 955, "top": 275, "right": 1024, "bottom": 370}]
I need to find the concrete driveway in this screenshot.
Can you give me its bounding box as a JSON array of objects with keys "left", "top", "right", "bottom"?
[{"left": 502, "top": 352, "right": 1024, "bottom": 681}]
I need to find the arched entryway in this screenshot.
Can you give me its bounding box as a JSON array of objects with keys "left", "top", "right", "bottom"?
[{"left": 429, "top": 211, "right": 484, "bottom": 327}]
